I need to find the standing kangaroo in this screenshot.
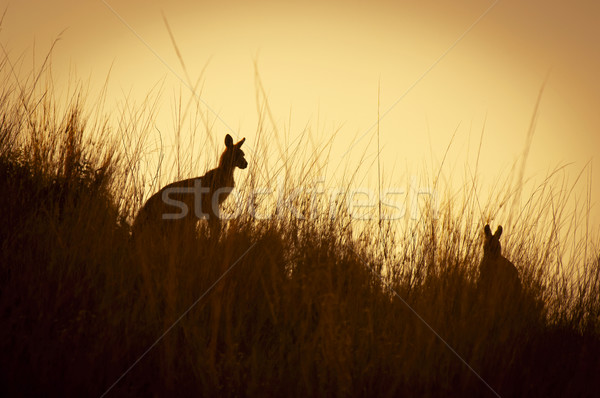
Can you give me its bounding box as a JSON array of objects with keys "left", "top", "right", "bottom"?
[
  {"left": 132, "top": 134, "right": 248, "bottom": 239},
  {"left": 478, "top": 224, "right": 521, "bottom": 297}
]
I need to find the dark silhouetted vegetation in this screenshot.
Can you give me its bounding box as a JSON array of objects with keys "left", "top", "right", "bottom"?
[{"left": 1, "top": 50, "right": 599, "bottom": 398}]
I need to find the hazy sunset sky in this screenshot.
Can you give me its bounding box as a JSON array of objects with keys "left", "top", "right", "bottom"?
[{"left": 3, "top": 0, "right": 599, "bottom": 230}]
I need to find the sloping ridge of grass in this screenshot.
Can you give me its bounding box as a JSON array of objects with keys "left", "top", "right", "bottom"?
[{"left": 0, "top": 69, "right": 599, "bottom": 397}]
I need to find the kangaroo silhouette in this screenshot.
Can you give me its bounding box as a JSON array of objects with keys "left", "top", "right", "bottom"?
[
  {"left": 478, "top": 224, "right": 521, "bottom": 298},
  {"left": 132, "top": 134, "right": 248, "bottom": 239}
]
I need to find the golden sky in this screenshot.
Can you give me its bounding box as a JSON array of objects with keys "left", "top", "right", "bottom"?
[{"left": 3, "top": 0, "right": 600, "bottom": 231}]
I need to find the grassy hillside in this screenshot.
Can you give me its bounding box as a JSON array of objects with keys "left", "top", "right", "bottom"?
[{"left": 1, "top": 59, "right": 599, "bottom": 397}]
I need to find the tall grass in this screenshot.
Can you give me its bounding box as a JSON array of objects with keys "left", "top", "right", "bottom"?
[{"left": 1, "top": 49, "right": 599, "bottom": 397}]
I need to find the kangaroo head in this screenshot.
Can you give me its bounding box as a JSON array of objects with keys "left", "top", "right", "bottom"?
[
  {"left": 483, "top": 224, "right": 503, "bottom": 258},
  {"left": 220, "top": 134, "right": 248, "bottom": 170}
]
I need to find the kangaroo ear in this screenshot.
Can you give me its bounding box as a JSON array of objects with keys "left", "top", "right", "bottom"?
[
  {"left": 236, "top": 137, "right": 246, "bottom": 147},
  {"left": 484, "top": 224, "right": 492, "bottom": 238},
  {"left": 494, "top": 225, "right": 503, "bottom": 239},
  {"left": 225, "top": 134, "right": 233, "bottom": 148}
]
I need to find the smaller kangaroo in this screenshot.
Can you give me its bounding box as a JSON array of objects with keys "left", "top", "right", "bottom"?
[
  {"left": 132, "top": 134, "right": 248, "bottom": 239},
  {"left": 478, "top": 224, "right": 521, "bottom": 297}
]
